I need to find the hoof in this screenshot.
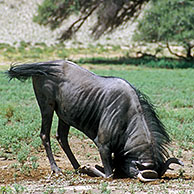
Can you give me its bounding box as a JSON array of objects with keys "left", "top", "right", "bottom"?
[{"left": 51, "top": 164, "right": 61, "bottom": 174}]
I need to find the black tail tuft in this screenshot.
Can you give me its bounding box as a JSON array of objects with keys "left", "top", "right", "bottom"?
[{"left": 6, "top": 62, "right": 61, "bottom": 81}]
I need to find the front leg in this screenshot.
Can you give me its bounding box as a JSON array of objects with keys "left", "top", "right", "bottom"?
[
  {"left": 98, "top": 144, "right": 113, "bottom": 178},
  {"left": 79, "top": 165, "right": 106, "bottom": 177},
  {"left": 78, "top": 143, "right": 113, "bottom": 178}
]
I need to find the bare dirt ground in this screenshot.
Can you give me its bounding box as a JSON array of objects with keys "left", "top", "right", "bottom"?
[{"left": 0, "top": 135, "right": 193, "bottom": 194}]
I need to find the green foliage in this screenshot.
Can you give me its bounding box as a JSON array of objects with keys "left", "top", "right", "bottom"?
[
  {"left": 134, "top": 0, "right": 194, "bottom": 59},
  {"left": 100, "top": 182, "right": 111, "bottom": 194},
  {"left": 78, "top": 56, "right": 194, "bottom": 68},
  {"left": 30, "top": 156, "right": 39, "bottom": 169},
  {"left": 34, "top": 0, "right": 149, "bottom": 40},
  {"left": 34, "top": 0, "right": 80, "bottom": 29},
  {"left": 13, "top": 184, "right": 25, "bottom": 194},
  {"left": 0, "top": 184, "right": 26, "bottom": 194},
  {"left": 0, "top": 42, "right": 70, "bottom": 61},
  {"left": 0, "top": 42, "right": 118, "bottom": 62},
  {"left": 0, "top": 186, "right": 13, "bottom": 194},
  {"left": 17, "top": 144, "right": 30, "bottom": 164}
]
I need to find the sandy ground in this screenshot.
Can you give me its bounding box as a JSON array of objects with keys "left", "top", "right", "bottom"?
[{"left": 0, "top": 135, "right": 193, "bottom": 193}]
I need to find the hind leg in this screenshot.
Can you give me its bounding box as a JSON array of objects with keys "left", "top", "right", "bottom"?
[
  {"left": 40, "top": 107, "right": 61, "bottom": 173},
  {"left": 56, "top": 119, "right": 80, "bottom": 170},
  {"left": 33, "top": 79, "right": 60, "bottom": 173}
]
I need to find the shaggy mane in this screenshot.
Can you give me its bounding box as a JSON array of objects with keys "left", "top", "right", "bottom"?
[{"left": 135, "top": 88, "right": 170, "bottom": 165}]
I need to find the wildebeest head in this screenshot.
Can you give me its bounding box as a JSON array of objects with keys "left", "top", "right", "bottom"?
[
  {"left": 113, "top": 153, "right": 183, "bottom": 182},
  {"left": 113, "top": 89, "right": 184, "bottom": 182}
]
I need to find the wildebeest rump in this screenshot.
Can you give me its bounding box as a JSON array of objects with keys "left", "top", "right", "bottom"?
[{"left": 7, "top": 60, "right": 183, "bottom": 181}]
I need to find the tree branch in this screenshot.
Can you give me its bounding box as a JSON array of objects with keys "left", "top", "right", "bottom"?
[
  {"left": 59, "top": 1, "right": 102, "bottom": 40},
  {"left": 166, "top": 42, "right": 187, "bottom": 60}
]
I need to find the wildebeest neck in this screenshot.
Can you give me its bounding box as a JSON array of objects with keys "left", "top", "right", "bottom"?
[
  {"left": 118, "top": 87, "right": 171, "bottom": 174},
  {"left": 123, "top": 114, "right": 153, "bottom": 157}
]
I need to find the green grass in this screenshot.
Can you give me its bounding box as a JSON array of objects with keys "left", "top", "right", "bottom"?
[
  {"left": 0, "top": 64, "right": 193, "bottom": 165},
  {"left": 0, "top": 42, "right": 117, "bottom": 62},
  {"left": 1, "top": 43, "right": 193, "bottom": 69}
]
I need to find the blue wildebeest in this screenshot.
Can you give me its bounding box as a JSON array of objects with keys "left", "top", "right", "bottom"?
[{"left": 7, "top": 60, "right": 183, "bottom": 181}]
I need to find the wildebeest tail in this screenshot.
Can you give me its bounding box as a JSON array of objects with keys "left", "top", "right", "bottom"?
[{"left": 6, "top": 62, "right": 60, "bottom": 81}]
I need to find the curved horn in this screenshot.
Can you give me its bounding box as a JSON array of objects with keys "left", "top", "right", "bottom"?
[
  {"left": 137, "top": 170, "right": 158, "bottom": 182},
  {"left": 160, "top": 158, "right": 184, "bottom": 177}
]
